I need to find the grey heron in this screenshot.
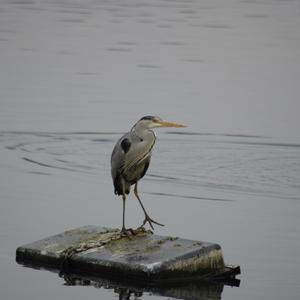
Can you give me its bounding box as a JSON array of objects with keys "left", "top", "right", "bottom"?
[{"left": 111, "top": 116, "right": 185, "bottom": 233}]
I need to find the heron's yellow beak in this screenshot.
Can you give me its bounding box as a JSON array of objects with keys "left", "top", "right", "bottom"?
[{"left": 156, "top": 120, "right": 186, "bottom": 128}]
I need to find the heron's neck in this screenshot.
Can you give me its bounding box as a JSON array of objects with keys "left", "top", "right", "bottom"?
[{"left": 131, "top": 124, "right": 155, "bottom": 141}]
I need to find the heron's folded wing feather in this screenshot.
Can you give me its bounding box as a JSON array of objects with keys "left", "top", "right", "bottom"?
[{"left": 121, "top": 139, "right": 155, "bottom": 174}]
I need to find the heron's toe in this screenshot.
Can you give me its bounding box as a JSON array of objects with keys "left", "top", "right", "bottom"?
[{"left": 142, "top": 215, "right": 164, "bottom": 230}]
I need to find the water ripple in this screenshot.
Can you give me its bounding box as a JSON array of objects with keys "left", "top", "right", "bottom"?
[
  {"left": 1, "top": 131, "right": 299, "bottom": 202},
  {"left": 146, "top": 192, "right": 234, "bottom": 202}
]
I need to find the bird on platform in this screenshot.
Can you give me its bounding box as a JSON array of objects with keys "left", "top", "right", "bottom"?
[{"left": 111, "top": 116, "right": 185, "bottom": 234}]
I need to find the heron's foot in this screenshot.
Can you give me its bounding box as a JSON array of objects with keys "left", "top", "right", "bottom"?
[
  {"left": 141, "top": 215, "right": 164, "bottom": 231},
  {"left": 135, "top": 226, "right": 153, "bottom": 234},
  {"left": 120, "top": 227, "right": 135, "bottom": 236}
]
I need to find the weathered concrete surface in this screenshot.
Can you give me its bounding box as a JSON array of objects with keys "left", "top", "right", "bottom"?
[{"left": 16, "top": 225, "right": 240, "bottom": 284}]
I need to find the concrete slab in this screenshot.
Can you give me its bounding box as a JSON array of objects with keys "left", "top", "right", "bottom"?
[{"left": 16, "top": 225, "right": 240, "bottom": 284}]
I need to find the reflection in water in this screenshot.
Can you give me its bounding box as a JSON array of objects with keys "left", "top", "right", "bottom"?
[
  {"left": 60, "top": 273, "right": 226, "bottom": 300},
  {"left": 61, "top": 271, "right": 230, "bottom": 300}
]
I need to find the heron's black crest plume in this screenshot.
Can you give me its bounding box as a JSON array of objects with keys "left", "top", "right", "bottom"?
[{"left": 140, "top": 116, "right": 156, "bottom": 121}]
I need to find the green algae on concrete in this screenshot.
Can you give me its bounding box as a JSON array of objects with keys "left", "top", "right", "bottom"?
[{"left": 16, "top": 225, "right": 238, "bottom": 283}]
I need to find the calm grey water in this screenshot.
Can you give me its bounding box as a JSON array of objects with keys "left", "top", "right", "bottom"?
[{"left": 1, "top": 0, "right": 300, "bottom": 299}]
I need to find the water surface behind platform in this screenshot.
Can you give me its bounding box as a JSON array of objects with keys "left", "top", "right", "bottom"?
[{"left": 1, "top": 0, "right": 300, "bottom": 300}]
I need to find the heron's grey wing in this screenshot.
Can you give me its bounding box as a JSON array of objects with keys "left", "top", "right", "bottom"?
[
  {"left": 121, "top": 136, "right": 155, "bottom": 176},
  {"left": 111, "top": 132, "right": 155, "bottom": 181},
  {"left": 111, "top": 132, "right": 155, "bottom": 195},
  {"left": 111, "top": 133, "right": 133, "bottom": 195},
  {"left": 111, "top": 133, "right": 130, "bottom": 179}
]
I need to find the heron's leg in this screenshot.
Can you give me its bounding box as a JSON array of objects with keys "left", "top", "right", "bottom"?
[
  {"left": 134, "top": 183, "right": 164, "bottom": 230},
  {"left": 120, "top": 184, "right": 135, "bottom": 236},
  {"left": 121, "top": 183, "right": 127, "bottom": 233}
]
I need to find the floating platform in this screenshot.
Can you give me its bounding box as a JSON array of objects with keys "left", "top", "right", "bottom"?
[{"left": 16, "top": 225, "right": 240, "bottom": 285}]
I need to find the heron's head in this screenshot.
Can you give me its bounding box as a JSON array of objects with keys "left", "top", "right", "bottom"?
[{"left": 138, "top": 116, "right": 185, "bottom": 128}]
